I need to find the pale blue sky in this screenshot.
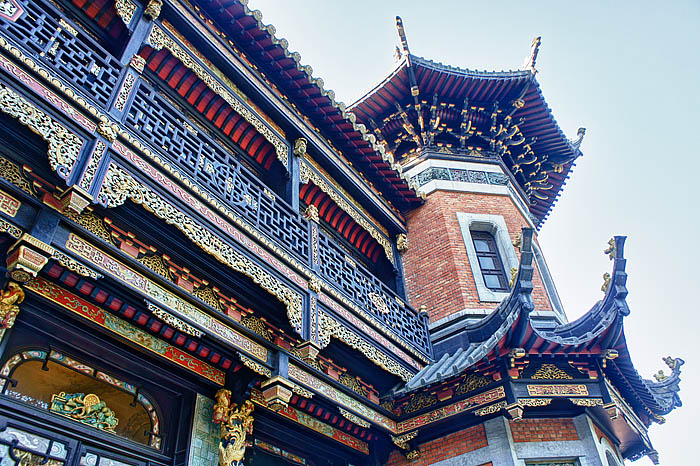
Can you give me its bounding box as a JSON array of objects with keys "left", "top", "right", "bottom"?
[{"left": 249, "top": 1, "right": 699, "bottom": 463}]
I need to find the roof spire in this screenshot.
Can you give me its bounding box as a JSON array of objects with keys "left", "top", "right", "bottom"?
[
  {"left": 395, "top": 16, "right": 411, "bottom": 56},
  {"left": 522, "top": 36, "right": 541, "bottom": 72}
]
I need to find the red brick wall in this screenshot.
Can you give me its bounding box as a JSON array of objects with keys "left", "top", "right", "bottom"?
[
  {"left": 386, "top": 424, "right": 488, "bottom": 465},
  {"left": 402, "top": 190, "right": 553, "bottom": 322},
  {"left": 509, "top": 418, "right": 579, "bottom": 442}
]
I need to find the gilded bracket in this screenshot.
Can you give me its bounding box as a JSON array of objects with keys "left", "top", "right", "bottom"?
[
  {"left": 6, "top": 233, "right": 55, "bottom": 282},
  {"left": 212, "top": 390, "right": 255, "bottom": 466}
]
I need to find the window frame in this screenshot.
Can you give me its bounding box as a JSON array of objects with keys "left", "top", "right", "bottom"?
[
  {"left": 471, "top": 230, "right": 510, "bottom": 292},
  {"left": 456, "top": 212, "right": 519, "bottom": 303}
]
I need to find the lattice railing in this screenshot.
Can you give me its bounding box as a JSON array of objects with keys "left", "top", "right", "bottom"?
[
  {"left": 0, "top": 0, "right": 123, "bottom": 108},
  {"left": 125, "top": 80, "right": 310, "bottom": 261},
  {"left": 318, "top": 231, "right": 431, "bottom": 356}
]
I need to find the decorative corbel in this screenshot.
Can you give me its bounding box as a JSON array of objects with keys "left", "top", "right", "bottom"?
[
  {"left": 296, "top": 340, "right": 320, "bottom": 364},
  {"left": 6, "top": 234, "right": 55, "bottom": 282},
  {"left": 260, "top": 376, "right": 294, "bottom": 412},
  {"left": 303, "top": 204, "right": 319, "bottom": 223},
  {"left": 392, "top": 431, "right": 418, "bottom": 451},
  {"left": 59, "top": 185, "right": 93, "bottom": 215},
  {"left": 212, "top": 389, "right": 255, "bottom": 466},
  {"left": 143, "top": 0, "right": 162, "bottom": 21},
  {"left": 506, "top": 402, "right": 524, "bottom": 421},
  {"left": 396, "top": 233, "right": 408, "bottom": 253},
  {"left": 293, "top": 138, "right": 307, "bottom": 157}
]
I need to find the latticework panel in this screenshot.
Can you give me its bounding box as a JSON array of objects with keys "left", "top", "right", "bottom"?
[
  {"left": 0, "top": 0, "right": 122, "bottom": 108},
  {"left": 126, "top": 81, "right": 309, "bottom": 261},
  {"left": 318, "top": 231, "right": 431, "bottom": 355}
]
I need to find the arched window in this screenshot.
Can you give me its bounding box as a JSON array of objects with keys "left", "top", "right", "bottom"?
[{"left": 0, "top": 349, "right": 162, "bottom": 449}]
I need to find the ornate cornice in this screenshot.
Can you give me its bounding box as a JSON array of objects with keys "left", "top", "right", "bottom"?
[
  {"left": 300, "top": 157, "right": 393, "bottom": 262},
  {"left": 147, "top": 23, "right": 289, "bottom": 168},
  {"left": 99, "top": 163, "right": 303, "bottom": 336},
  {"left": 0, "top": 84, "right": 82, "bottom": 180}
]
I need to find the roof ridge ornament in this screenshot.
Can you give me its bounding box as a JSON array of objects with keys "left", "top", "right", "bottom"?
[
  {"left": 395, "top": 16, "right": 411, "bottom": 57},
  {"left": 522, "top": 36, "right": 542, "bottom": 72}
]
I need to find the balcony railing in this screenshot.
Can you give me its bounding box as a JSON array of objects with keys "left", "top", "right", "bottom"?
[
  {"left": 0, "top": 0, "right": 432, "bottom": 361},
  {"left": 0, "top": 0, "right": 122, "bottom": 109}
]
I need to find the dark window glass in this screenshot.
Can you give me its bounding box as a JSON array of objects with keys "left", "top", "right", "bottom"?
[{"left": 471, "top": 231, "right": 509, "bottom": 292}]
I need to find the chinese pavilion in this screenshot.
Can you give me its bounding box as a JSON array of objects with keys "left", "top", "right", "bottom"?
[{"left": 0, "top": 1, "right": 682, "bottom": 466}]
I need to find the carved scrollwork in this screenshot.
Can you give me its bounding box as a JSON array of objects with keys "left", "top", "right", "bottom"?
[
  {"left": 114, "top": 0, "right": 137, "bottom": 26},
  {"left": 99, "top": 164, "right": 303, "bottom": 335},
  {"left": 0, "top": 282, "right": 23, "bottom": 330},
  {"left": 50, "top": 392, "right": 118, "bottom": 432},
  {"left": 0, "top": 84, "right": 82, "bottom": 180},
  {"left": 212, "top": 390, "right": 254, "bottom": 466}
]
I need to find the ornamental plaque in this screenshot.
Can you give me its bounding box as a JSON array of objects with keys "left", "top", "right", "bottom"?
[{"left": 527, "top": 384, "right": 589, "bottom": 397}]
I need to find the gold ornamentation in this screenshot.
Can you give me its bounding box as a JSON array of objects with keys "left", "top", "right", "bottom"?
[
  {"left": 144, "top": 0, "right": 162, "bottom": 20},
  {"left": 340, "top": 407, "right": 371, "bottom": 428},
  {"left": 293, "top": 138, "right": 307, "bottom": 157},
  {"left": 601, "top": 272, "right": 611, "bottom": 292},
  {"left": 138, "top": 253, "right": 172, "bottom": 280},
  {"left": 402, "top": 393, "right": 437, "bottom": 415},
  {"left": 527, "top": 384, "right": 589, "bottom": 397},
  {"left": 303, "top": 204, "right": 319, "bottom": 223},
  {"left": 531, "top": 364, "right": 574, "bottom": 380},
  {"left": 241, "top": 316, "right": 272, "bottom": 341},
  {"left": 97, "top": 121, "right": 118, "bottom": 142},
  {"left": 513, "top": 232, "right": 522, "bottom": 251},
  {"left": 130, "top": 55, "right": 146, "bottom": 73},
  {"left": 392, "top": 431, "right": 418, "bottom": 450},
  {"left": 570, "top": 398, "right": 603, "bottom": 407},
  {"left": 0, "top": 84, "right": 82, "bottom": 179},
  {"left": 114, "top": 73, "right": 136, "bottom": 112},
  {"left": 6, "top": 234, "right": 55, "bottom": 282},
  {"left": 212, "top": 390, "right": 255, "bottom": 466},
  {"left": 0, "top": 156, "right": 31, "bottom": 194},
  {"left": 0, "top": 282, "right": 23, "bottom": 330},
  {"left": 59, "top": 186, "right": 92, "bottom": 215},
  {"left": 308, "top": 275, "right": 321, "bottom": 293},
  {"left": 99, "top": 164, "right": 303, "bottom": 334},
  {"left": 194, "top": 286, "right": 224, "bottom": 311},
  {"left": 57, "top": 19, "right": 78, "bottom": 37},
  {"left": 604, "top": 238, "right": 615, "bottom": 260},
  {"left": 518, "top": 398, "right": 552, "bottom": 407},
  {"left": 65, "top": 210, "right": 113, "bottom": 244},
  {"left": 300, "top": 158, "right": 392, "bottom": 261},
  {"left": 0, "top": 218, "right": 22, "bottom": 238},
  {"left": 147, "top": 24, "right": 288, "bottom": 167},
  {"left": 147, "top": 302, "right": 202, "bottom": 337},
  {"left": 455, "top": 373, "right": 491, "bottom": 395},
  {"left": 50, "top": 392, "right": 118, "bottom": 432},
  {"left": 261, "top": 376, "right": 295, "bottom": 411},
  {"left": 339, "top": 374, "right": 366, "bottom": 396},
  {"left": 240, "top": 354, "right": 271, "bottom": 377},
  {"left": 317, "top": 311, "right": 413, "bottom": 381},
  {"left": 53, "top": 250, "right": 102, "bottom": 279},
  {"left": 509, "top": 266, "right": 518, "bottom": 288},
  {"left": 0, "top": 188, "right": 20, "bottom": 217},
  {"left": 114, "top": 0, "right": 137, "bottom": 25},
  {"left": 368, "top": 292, "right": 390, "bottom": 315},
  {"left": 396, "top": 233, "right": 408, "bottom": 253},
  {"left": 474, "top": 401, "right": 507, "bottom": 416},
  {"left": 80, "top": 141, "right": 106, "bottom": 191},
  {"left": 405, "top": 450, "right": 421, "bottom": 460}
]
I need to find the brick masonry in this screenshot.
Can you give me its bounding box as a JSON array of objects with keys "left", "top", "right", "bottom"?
[
  {"left": 386, "top": 424, "right": 488, "bottom": 466},
  {"left": 509, "top": 418, "right": 579, "bottom": 443},
  {"left": 402, "top": 190, "right": 554, "bottom": 322}
]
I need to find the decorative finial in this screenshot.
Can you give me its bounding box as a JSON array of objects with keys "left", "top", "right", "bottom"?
[
  {"left": 604, "top": 238, "right": 615, "bottom": 260},
  {"left": 395, "top": 16, "right": 411, "bottom": 56},
  {"left": 523, "top": 36, "right": 541, "bottom": 71},
  {"left": 601, "top": 272, "right": 611, "bottom": 293},
  {"left": 570, "top": 127, "right": 586, "bottom": 152}
]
